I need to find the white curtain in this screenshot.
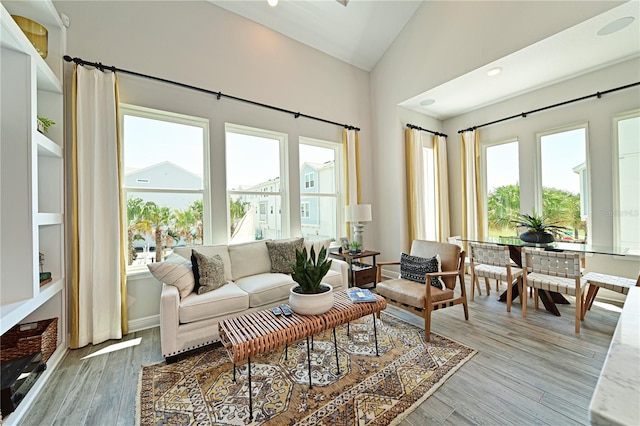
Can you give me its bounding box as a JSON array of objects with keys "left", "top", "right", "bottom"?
[
  {"left": 71, "top": 65, "right": 125, "bottom": 347},
  {"left": 434, "top": 135, "right": 451, "bottom": 241},
  {"left": 461, "top": 130, "right": 484, "bottom": 242},
  {"left": 405, "top": 128, "right": 427, "bottom": 241}
]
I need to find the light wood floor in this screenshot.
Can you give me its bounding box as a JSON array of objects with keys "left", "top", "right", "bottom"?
[{"left": 19, "top": 280, "right": 619, "bottom": 425}]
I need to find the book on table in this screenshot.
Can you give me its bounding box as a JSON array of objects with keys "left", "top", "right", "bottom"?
[{"left": 347, "top": 288, "right": 378, "bottom": 303}]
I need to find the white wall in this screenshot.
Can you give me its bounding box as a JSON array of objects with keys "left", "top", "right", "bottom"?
[{"left": 56, "top": 0, "right": 373, "bottom": 327}]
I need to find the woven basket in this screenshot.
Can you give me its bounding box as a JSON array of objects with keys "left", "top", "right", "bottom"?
[{"left": 1, "top": 317, "right": 58, "bottom": 363}]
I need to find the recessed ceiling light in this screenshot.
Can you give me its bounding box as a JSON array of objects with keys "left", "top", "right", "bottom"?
[
  {"left": 267, "top": 0, "right": 278, "bottom": 6},
  {"left": 597, "top": 16, "right": 634, "bottom": 36},
  {"left": 487, "top": 67, "right": 502, "bottom": 77},
  {"left": 419, "top": 99, "right": 435, "bottom": 107}
]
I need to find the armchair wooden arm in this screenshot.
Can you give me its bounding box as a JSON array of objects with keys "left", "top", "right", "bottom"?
[{"left": 377, "top": 261, "right": 400, "bottom": 282}]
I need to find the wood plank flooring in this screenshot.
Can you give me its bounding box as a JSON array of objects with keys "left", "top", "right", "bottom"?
[{"left": 18, "top": 280, "right": 619, "bottom": 425}]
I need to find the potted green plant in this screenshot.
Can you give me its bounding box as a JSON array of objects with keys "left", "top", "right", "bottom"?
[
  {"left": 349, "top": 241, "right": 362, "bottom": 254},
  {"left": 288, "top": 246, "right": 334, "bottom": 315},
  {"left": 512, "top": 212, "right": 569, "bottom": 244},
  {"left": 37, "top": 116, "right": 55, "bottom": 134}
]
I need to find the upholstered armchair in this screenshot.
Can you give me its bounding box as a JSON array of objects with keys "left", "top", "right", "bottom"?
[{"left": 375, "top": 240, "right": 469, "bottom": 341}]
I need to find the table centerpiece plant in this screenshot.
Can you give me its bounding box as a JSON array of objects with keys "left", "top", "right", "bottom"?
[
  {"left": 288, "top": 246, "right": 334, "bottom": 315},
  {"left": 512, "top": 212, "right": 569, "bottom": 244}
]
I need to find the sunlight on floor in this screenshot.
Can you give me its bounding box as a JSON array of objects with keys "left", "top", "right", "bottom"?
[
  {"left": 82, "top": 337, "right": 142, "bottom": 360},
  {"left": 592, "top": 300, "right": 623, "bottom": 313}
]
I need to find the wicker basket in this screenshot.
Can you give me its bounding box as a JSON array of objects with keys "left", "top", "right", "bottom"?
[{"left": 0, "top": 318, "right": 58, "bottom": 363}]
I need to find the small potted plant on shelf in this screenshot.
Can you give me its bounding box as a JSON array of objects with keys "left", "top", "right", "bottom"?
[
  {"left": 349, "top": 241, "right": 362, "bottom": 254},
  {"left": 288, "top": 246, "right": 334, "bottom": 315},
  {"left": 512, "top": 212, "right": 568, "bottom": 244},
  {"left": 37, "top": 116, "right": 55, "bottom": 134}
]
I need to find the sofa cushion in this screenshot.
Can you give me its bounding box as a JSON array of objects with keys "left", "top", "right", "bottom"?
[
  {"left": 229, "top": 240, "right": 272, "bottom": 280},
  {"left": 234, "top": 273, "right": 296, "bottom": 308},
  {"left": 377, "top": 278, "right": 454, "bottom": 307},
  {"left": 179, "top": 282, "right": 248, "bottom": 324},
  {"left": 266, "top": 238, "right": 304, "bottom": 274},
  {"left": 322, "top": 269, "right": 342, "bottom": 289},
  {"left": 191, "top": 251, "right": 227, "bottom": 295},
  {"left": 173, "top": 245, "right": 232, "bottom": 281},
  {"left": 148, "top": 256, "right": 194, "bottom": 299},
  {"left": 400, "top": 252, "right": 444, "bottom": 289}
]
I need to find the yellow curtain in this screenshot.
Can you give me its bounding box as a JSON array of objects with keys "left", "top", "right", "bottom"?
[
  {"left": 343, "top": 129, "right": 361, "bottom": 236},
  {"left": 70, "top": 65, "right": 127, "bottom": 348},
  {"left": 460, "top": 129, "right": 484, "bottom": 249},
  {"left": 405, "top": 128, "right": 417, "bottom": 246}
]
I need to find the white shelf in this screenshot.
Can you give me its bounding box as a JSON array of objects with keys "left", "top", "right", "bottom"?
[
  {"left": 36, "top": 131, "right": 62, "bottom": 157},
  {"left": 0, "top": 277, "right": 63, "bottom": 335},
  {"left": 37, "top": 213, "right": 63, "bottom": 225}
]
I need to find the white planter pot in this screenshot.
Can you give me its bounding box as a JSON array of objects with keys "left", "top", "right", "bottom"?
[{"left": 288, "top": 283, "right": 334, "bottom": 315}]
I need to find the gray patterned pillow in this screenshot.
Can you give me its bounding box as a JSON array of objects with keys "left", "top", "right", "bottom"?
[
  {"left": 266, "top": 238, "right": 304, "bottom": 274},
  {"left": 191, "top": 250, "right": 227, "bottom": 295},
  {"left": 400, "top": 253, "right": 444, "bottom": 289}
]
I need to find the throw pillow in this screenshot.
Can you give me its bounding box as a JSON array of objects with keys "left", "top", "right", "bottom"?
[
  {"left": 191, "top": 250, "right": 227, "bottom": 295},
  {"left": 147, "top": 257, "right": 195, "bottom": 299},
  {"left": 265, "top": 238, "right": 304, "bottom": 274},
  {"left": 400, "top": 252, "right": 444, "bottom": 289}
]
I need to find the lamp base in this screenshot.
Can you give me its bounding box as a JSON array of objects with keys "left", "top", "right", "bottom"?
[{"left": 352, "top": 223, "right": 365, "bottom": 247}]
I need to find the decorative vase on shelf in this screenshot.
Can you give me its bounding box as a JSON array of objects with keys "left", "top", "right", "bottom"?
[
  {"left": 12, "top": 15, "right": 48, "bottom": 59},
  {"left": 288, "top": 246, "right": 334, "bottom": 315}
]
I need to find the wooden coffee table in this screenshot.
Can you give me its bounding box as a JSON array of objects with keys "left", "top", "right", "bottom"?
[{"left": 218, "top": 290, "right": 386, "bottom": 419}]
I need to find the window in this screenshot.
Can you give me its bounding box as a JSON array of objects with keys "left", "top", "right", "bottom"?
[
  {"left": 301, "top": 202, "right": 310, "bottom": 218},
  {"left": 482, "top": 140, "right": 520, "bottom": 237},
  {"left": 305, "top": 172, "right": 315, "bottom": 189},
  {"left": 299, "top": 138, "right": 342, "bottom": 241},
  {"left": 226, "top": 124, "right": 288, "bottom": 243},
  {"left": 614, "top": 112, "right": 640, "bottom": 254},
  {"left": 121, "top": 104, "right": 209, "bottom": 268},
  {"left": 537, "top": 126, "right": 588, "bottom": 243}
]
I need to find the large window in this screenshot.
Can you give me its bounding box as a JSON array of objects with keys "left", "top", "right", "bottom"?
[
  {"left": 226, "top": 124, "right": 288, "bottom": 243},
  {"left": 482, "top": 140, "right": 520, "bottom": 237},
  {"left": 299, "top": 137, "right": 342, "bottom": 242},
  {"left": 537, "top": 126, "right": 588, "bottom": 243},
  {"left": 121, "top": 105, "right": 209, "bottom": 268},
  {"left": 614, "top": 112, "right": 640, "bottom": 254}
]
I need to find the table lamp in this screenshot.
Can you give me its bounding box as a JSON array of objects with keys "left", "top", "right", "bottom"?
[{"left": 345, "top": 204, "right": 372, "bottom": 247}]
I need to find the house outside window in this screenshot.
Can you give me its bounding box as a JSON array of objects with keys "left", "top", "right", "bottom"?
[
  {"left": 226, "top": 124, "right": 288, "bottom": 243},
  {"left": 121, "top": 104, "right": 209, "bottom": 269},
  {"left": 299, "top": 137, "right": 342, "bottom": 241},
  {"left": 481, "top": 139, "right": 520, "bottom": 237},
  {"left": 305, "top": 172, "right": 315, "bottom": 189},
  {"left": 614, "top": 111, "right": 640, "bottom": 254}
]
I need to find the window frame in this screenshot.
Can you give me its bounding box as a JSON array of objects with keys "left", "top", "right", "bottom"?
[
  {"left": 225, "top": 123, "right": 290, "bottom": 242},
  {"left": 480, "top": 137, "right": 520, "bottom": 237},
  {"left": 535, "top": 122, "right": 591, "bottom": 244},
  {"left": 299, "top": 136, "right": 344, "bottom": 240},
  {"left": 120, "top": 103, "right": 211, "bottom": 272},
  {"left": 612, "top": 109, "right": 640, "bottom": 253}
]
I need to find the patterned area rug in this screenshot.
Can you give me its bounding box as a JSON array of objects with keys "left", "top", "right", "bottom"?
[{"left": 137, "top": 312, "right": 475, "bottom": 425}]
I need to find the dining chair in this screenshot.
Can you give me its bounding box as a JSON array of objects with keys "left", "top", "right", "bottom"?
[
  {"left": 521, "top": 248, "right": 587, "bottom": 333},
  {"left": 376, "top": 240, "right": 469, "bottom": 342},
  {"left": 582, "top": 272, "right": 640, "bottom": 316},
  {"left": 447, "top": 236, "right": 482, "bottom": 296},
  {"left": 469, "top": 242, "right": 523, "bottom": 312}
]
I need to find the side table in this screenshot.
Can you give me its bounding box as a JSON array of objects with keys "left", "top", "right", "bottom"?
[{"left": 330, "top": 249, "right": 380, "bottom": 288}]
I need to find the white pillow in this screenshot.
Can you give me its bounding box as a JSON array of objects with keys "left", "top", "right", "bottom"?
[{"left": 148, "top": 257, "right": 195, "bottom": 299}]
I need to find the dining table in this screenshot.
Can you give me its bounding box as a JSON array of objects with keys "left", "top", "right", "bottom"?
[{"left": 460, "top": 237, "right": 629, "bottom": 316}]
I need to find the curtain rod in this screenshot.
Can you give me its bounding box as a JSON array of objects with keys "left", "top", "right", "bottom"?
[
  {"left": 406, "top": 123, "right": 447, "bottom": 138},
  {"left": 64, "top": 55, "right": 361, "bottom": 132},
  {"left": 457, "top": 81, "right": 640, "bottom": 134}
]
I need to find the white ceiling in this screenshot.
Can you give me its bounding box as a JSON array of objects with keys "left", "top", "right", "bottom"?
[
  {"left": 207, "top": 0, "right": 422, "bottom": 72},
  {"left": 208, "top": 1, "right": 640, "bottom": 120}
]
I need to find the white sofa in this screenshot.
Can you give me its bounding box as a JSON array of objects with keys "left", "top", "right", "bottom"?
[{"left": 157, "top": 239, "right": 348, "bottom": 360}]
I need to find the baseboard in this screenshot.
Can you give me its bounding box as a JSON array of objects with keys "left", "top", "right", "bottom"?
[{"left": 128, "top": 314, "right": 160, "bottom": 333}]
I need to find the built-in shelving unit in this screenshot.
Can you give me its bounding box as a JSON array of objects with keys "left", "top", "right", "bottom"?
[{"left": 0, "top": 0, "right": 66, "bottom": 422}]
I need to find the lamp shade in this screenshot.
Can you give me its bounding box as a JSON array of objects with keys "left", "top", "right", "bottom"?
[{"left": 345, "top": 204, "right": 372, "bottom": 223}]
